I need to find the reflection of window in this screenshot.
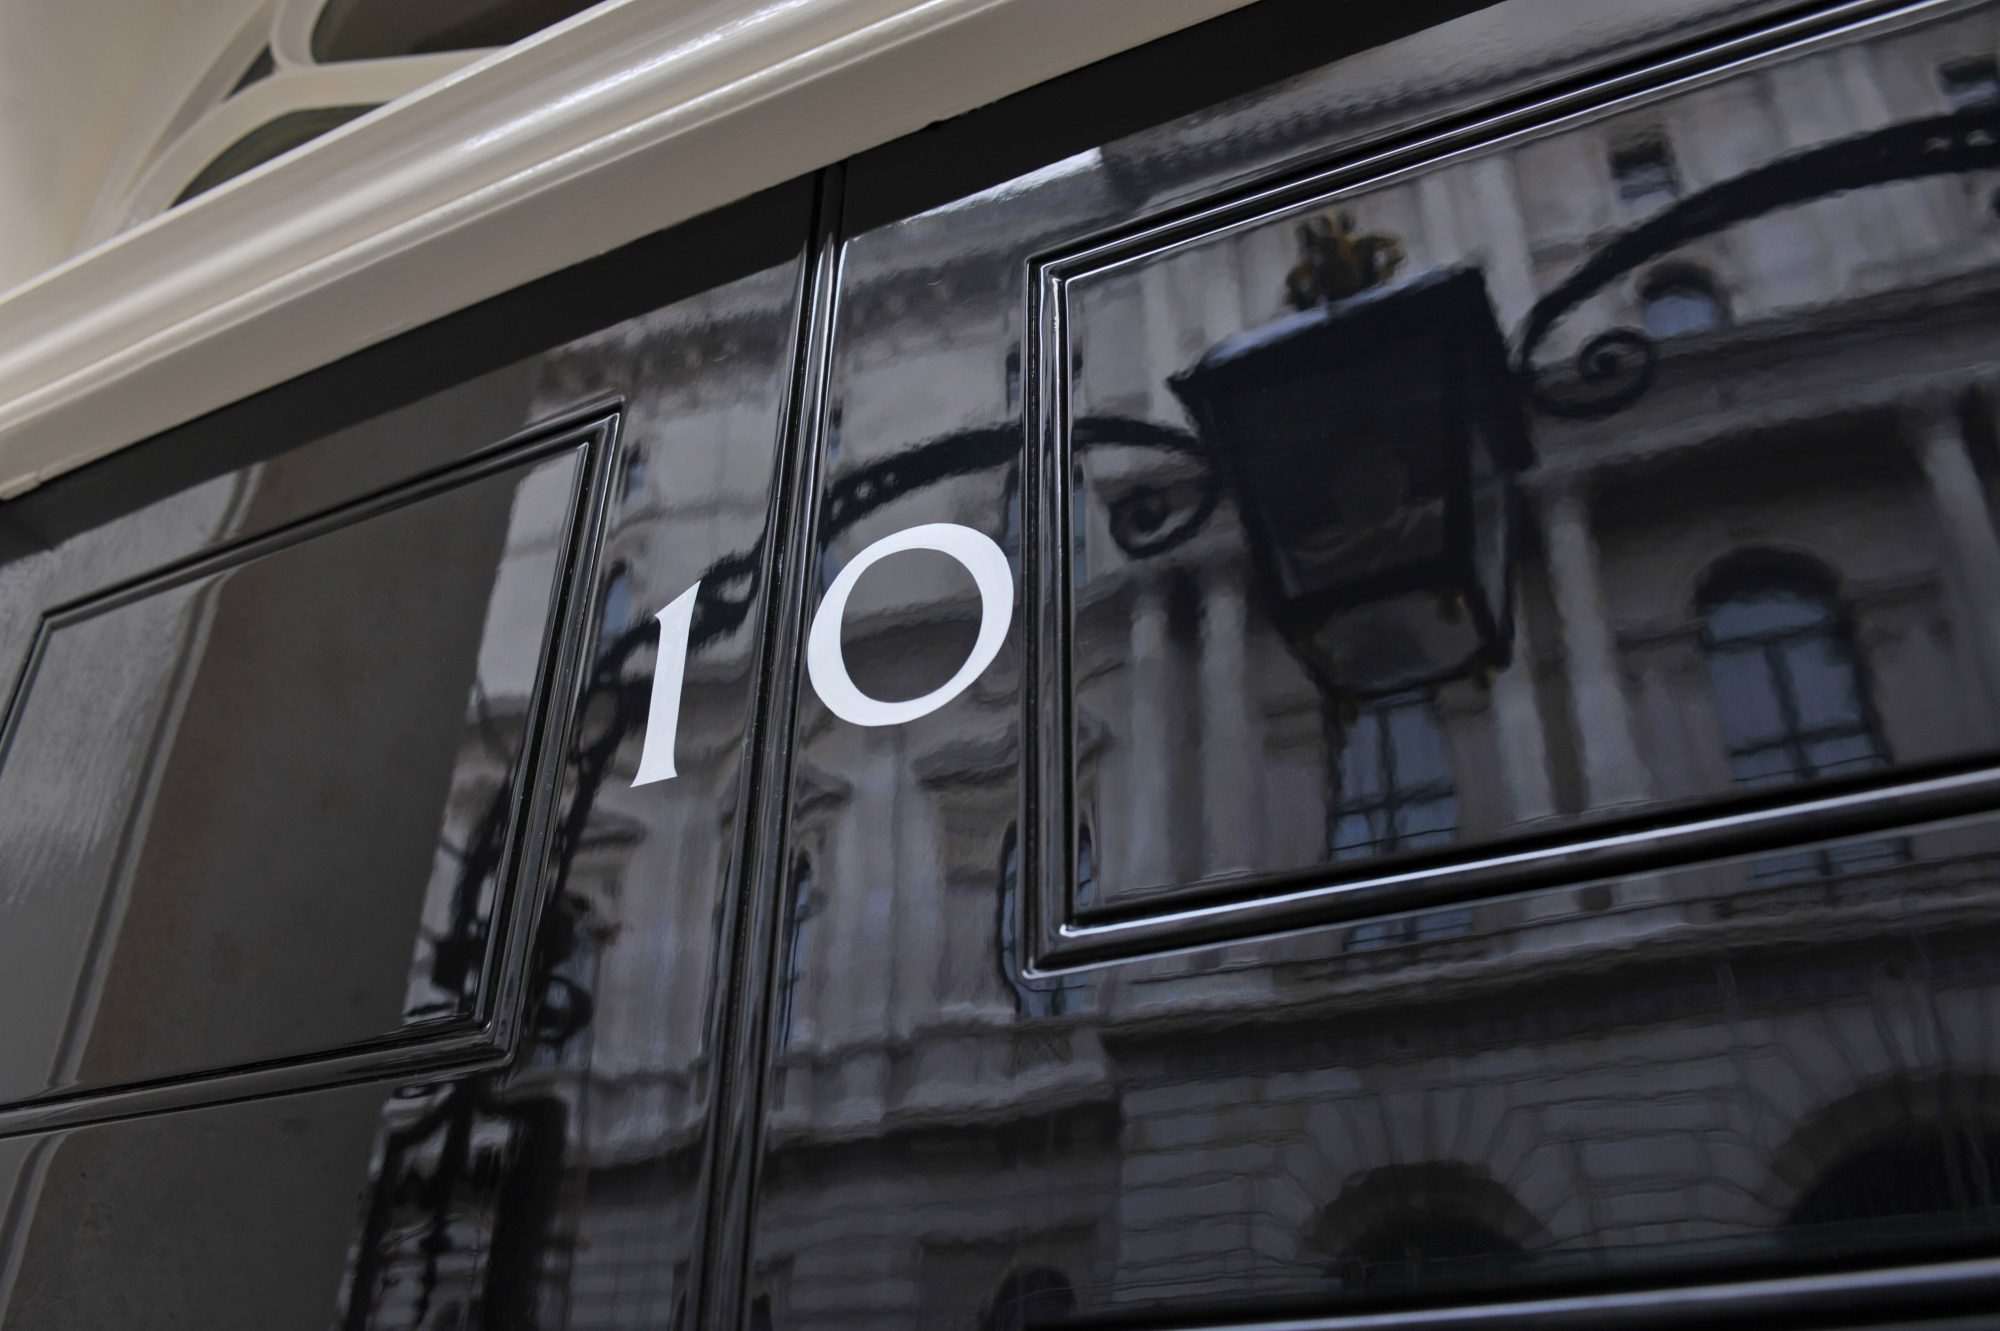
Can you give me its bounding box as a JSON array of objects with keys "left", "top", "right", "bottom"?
[
  {"left": 775, "top": 858, "right": 818, "bottom": 1046},
  {"left": 598, "top": 566, "right": 633, "bottom": 660},
  {"left": 1331, "top": 690, "right": 1458, "bottom": 860},
  {"left": 1703, "top": 561, "right": 1882, "bottom": 785},
  {"left": 1611, "top": 135, "right": 1680, "bottom": 212},
  {"left": 1321, "top": 1161, "right": 1540, "bottom": 1292},
  {"left": 1700, "top": 557, "right": 1904, "bottom": 880},
  {"left": 1004, "top": 349, "right": 1023, "bottom": 413},
  {"left": 1345, "top": 906, "right": 1473, "bottom": 953},
  {"left": 173, "top": 106, "right": 378, "bottom": 206},
  {"left": 621, "top": 450, "right": 646, "bottom": 502},
  {"left": 1941, "top": 57, "right": 2000, "bottom": 111},
  {"left": 1640, "top": 270, "right": 1727, "bottom": 338}
]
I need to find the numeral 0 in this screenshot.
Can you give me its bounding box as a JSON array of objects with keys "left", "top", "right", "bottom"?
[{"left": 633, "top": 522, "right": 1013, "bottom": 786}]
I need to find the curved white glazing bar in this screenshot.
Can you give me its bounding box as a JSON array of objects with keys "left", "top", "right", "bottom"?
[{"left": 0, "top": 0, "right": 1255, "bottom": 500}]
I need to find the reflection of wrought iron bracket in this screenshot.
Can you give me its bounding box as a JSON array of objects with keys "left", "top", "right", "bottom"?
[
  {"left": 1517, "top": 104, "right": 2000, "bottom": 418},
  {"left": 685, "top": 413, "right": 1211, "bottom": 659}
]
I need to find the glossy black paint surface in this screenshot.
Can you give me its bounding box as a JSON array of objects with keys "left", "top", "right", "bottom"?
[
  {"left": 0, "top": 437, "right": 591, "bottom": 1105},
  {"left": 11, "top": 1, "right": 2000, "bottom": 1328},
  {"left": 0, "top": 177, "right": 814, "bottom": 1325},
  {"left": 751, "top": 0, "right": 2000, "bottom": 1327}
]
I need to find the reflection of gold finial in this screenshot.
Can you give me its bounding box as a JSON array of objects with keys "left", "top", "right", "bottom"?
[{"left": 1284, "top": 210, "right": 1406, "bottom": 311}]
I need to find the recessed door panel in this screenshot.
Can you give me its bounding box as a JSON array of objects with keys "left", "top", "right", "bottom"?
[{"left": 0, "top": 436, "right": 592, "bottom": 1105}]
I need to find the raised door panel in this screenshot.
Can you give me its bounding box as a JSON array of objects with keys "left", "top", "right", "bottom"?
[{"left": 751, "top": 2, "right": 2000, "bottom": 1327}]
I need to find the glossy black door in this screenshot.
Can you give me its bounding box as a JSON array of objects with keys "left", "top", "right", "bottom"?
[
  {"left": 745, "top": 1, "right": 2000, "bottom": 1326},
  {"left": 15, "top": 1, "right": 2000, "bottom": 1328},
  {"left": 0, "top": 182, "right": 815, "bottom": 1327}
]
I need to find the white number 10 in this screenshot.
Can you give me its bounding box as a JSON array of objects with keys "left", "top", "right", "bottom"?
[{"left": 633, "top": 522, "right": 1013, "bottom": 786}]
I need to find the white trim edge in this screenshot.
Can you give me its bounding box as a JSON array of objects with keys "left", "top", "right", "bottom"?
[{"left": 0, "top": 0, "right": 1254, "bottom": 499}]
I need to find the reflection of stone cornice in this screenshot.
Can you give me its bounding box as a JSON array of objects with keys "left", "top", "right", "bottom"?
[
  {"left": 1104, "top": 864, "right": 2000, "bottom": 1053},
  {"left": 507, "top": 1061, "right": 712, "bottom": 1165},
  {"left": 790, "top": 762, "right": 854, "bottom": 817},
  {"left": 744, "top": 875, "right": 2000, "bottom": 1147},
  {"left": 914, "top": 730, "right": 1020, "bottom": 786},
  {"left": 765, "top": 1055, "right": 1117, "bottom": 1151}
]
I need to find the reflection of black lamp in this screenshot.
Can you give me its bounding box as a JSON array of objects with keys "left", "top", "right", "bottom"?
[{"left": 1170, "top": 264, "right": 1533, "bottom": 700}]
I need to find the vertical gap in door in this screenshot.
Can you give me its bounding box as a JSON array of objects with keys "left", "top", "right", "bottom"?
[{"left": 693, "top": 162, "right": 847, "bottom": 1331}]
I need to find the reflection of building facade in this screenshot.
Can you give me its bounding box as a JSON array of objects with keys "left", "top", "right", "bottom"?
[
  {"left": 12, "top": 1, "right": 2000, "bottom": 1328},
  {"left": 474, "top": 4, "right": 2000, "bottom": 1326}
]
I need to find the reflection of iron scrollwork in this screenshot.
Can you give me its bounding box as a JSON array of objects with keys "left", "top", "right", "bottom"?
[
  {"left": 345, "top": 409, "right": 1211, "bottom": 1324},
  {"left": 818, "top": 413, "right": 1216, "bottom": 563},
  {"left": 684, "top": 412, "right": 1215, "bottom": 661},
  {"left": 1517, "top": 104, "right": 2000, "bottom": 417}
]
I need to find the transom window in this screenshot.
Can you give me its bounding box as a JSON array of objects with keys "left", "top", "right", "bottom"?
[
  {"left": 313, "top": 0, "right": 602, "bottom": 62},
  {"left": 96, "top": 0, "right": 608, "bottom": 240}
]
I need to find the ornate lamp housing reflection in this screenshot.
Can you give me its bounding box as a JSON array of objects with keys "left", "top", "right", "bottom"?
[{"left": 1170, "top": 264, "right": 1533, "bottom": 701}]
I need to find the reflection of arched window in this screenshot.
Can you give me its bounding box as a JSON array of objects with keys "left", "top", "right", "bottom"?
[
  {"left": 1700, "top": 555, "right": 1902, "bottom": 879},
  {"left": 1331, "top": 690, "right": 1457, "bottom": 860},
  {"left": 1319, "top": 1162, "right": 1542, "bottom": 1293},
  {"left": 981, "top": 1267, "right": 1074, "bottom": 1331},
  {"left": 775, "top": 857, "right": 818, "bottom": 1047},
  {"left": 1793, "top": 1131, "right": 2000, "bottom": 1226},
  {"left": 1778, "top": 1079, "right": 2000, "bottom": 1229},
  {"left": 1701, "top": 556, "right": 1883, "bottom": 786},
  {"left": 1640, "top": 269, "right": 1727, "bottom": 338}
]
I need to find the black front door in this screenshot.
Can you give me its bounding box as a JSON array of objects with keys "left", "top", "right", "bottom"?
[{"left": 9, "top": 2, "right": 2000, "bottom": 1328}]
